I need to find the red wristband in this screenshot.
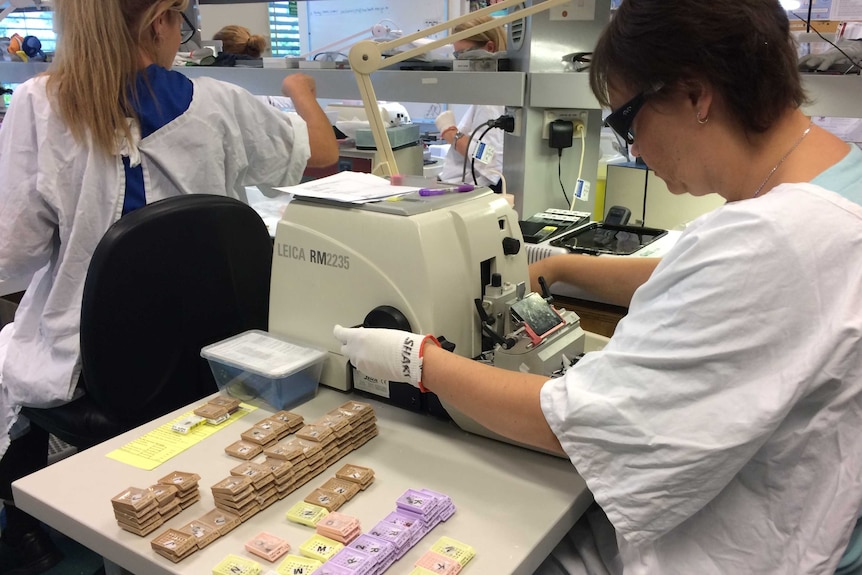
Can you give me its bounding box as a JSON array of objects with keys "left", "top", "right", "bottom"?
[{"left": 417, "top": 334, "right": 441, "bottom": 393}]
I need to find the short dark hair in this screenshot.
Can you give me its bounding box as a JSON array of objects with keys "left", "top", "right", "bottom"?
[{"left": 589, "top": 0, "right": 808, "bottom": 133}]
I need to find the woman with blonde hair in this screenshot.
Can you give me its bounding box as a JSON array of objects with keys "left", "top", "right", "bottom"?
[
  {"left": 0, "top": 1, "right": 336, "bottom": 572},
  {"left": 214, "top": 24, "right": 268, "bottom": 59},
  {"left": 453, "top": 14, "right": 507, "bottom": 54},
  {"left": 436, "top": 15, "right": 507, "bottom": 190}
]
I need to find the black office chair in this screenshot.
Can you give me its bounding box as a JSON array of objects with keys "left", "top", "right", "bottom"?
[{"left": 22, "top": 194, "right": 273, "bottom": 449}]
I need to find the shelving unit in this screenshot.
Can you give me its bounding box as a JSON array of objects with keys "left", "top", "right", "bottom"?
[
  {"left": 529, "top": 72, "right": 599, "bottom": 109},
  {"left": 0, "top": 62, "right": 526, "bottom": 106},
  {"left": 5, "top": 59, "right": 859, "bottom": 220},
  {"left": 527, "top": 70, "right": 862, "bottom": 118},
  {"left": 1, "top": 61, "right": 50, "bottom": 84},
  {"left": 176, "top": 67, "right": 527, "bottom": 106},
  {"left": 5, "top": 61, "right": 860, "bottom": 116}
]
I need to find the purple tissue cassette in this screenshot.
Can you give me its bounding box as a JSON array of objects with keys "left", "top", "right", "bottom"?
[
  {"left": 422, "top": 488, "right": 456, "bottom": 521},
  {"left": 323, "top": 547, "right": 375, "bottom": 575},
  {"left": 395, "top": 488, "right": 437, "bottom": 517},
  {"left": 349, "top": 533, "right": 395, "bottom": 566},
  {"left": 368, "top": 521, "right": 412, "bottom": 556},
  {"left": 315, "top": 563, "right": 355, "bottom": 575},
  {"left": 383, "top": 510, "right": 425, "bottom": 544}
]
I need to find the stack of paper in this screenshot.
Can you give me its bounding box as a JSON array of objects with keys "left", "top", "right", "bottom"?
[{"left": 275, "top": 171, "right": 420, "bottom": 204}]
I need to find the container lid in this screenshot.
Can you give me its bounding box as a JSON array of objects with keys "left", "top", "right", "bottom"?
[{"left": 201, "top": 330, "right": 327, "bottom": 378}]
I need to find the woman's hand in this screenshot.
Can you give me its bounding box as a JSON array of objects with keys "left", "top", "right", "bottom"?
[
  {"left": 280, "top": 73, "right": 338, "bottom": 168},
  {"left": 281, "top": 73, "right": 317, "bottom": 99}
]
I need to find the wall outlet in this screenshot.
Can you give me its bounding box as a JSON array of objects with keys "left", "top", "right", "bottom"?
[
  {"left": 549, "top": 0, "right": 596, "bottom": 21},
  {"left": 505, "top": 106, "right": 523, "bottom": 137},
  {"left": 542, "top": 109, "right": 587, "bottom": 139}
]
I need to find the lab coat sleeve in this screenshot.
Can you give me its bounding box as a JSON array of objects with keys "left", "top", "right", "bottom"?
[
  {"left": 540, "top": 203, "right": 826, "bottom": 545},
  {"left": 0, "top": 80, "right": 57, "bottom": 281},
  {"left": 216, "top": 79, "right": 311, "bottom": 189}
]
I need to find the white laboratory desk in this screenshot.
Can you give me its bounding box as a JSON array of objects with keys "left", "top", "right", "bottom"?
[{"left": 13, "top": 388, "right": 592, "bottom": 575}]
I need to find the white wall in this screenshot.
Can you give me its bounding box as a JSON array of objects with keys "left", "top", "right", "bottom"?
[
  {"left": 300, "top": 0, "right": 450, "bottom": 54},
  {"left": 198, "top": 0, "right": 465, "bottom": 60},
  {"left": 197, "top": 0, "right": 469, "bottom": 122}
]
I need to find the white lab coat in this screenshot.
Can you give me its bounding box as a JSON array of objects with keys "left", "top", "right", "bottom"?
[
  {"left": 438, "top": 104, "right": 505, "bottom": 188},
  {"left": 541, "top": 182, "right": 862, "bottom": 574},
  {"left": 0, "top": 73, "right": 310, "bottom": 456}
]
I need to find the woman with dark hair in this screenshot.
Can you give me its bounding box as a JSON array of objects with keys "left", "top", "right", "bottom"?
[{"left": 335, "top": 1, "right": 862, "bottom": 572}]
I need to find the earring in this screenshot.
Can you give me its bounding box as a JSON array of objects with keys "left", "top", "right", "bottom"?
[{"left": 696, "top": 112, "right": 709, "bottom": 125}]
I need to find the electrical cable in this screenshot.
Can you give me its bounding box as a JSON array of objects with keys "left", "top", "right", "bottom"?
[
  {"left": 792, "top": 11, "right": 862, "bottom": 74},
  {"left": 460, "top": 122, "right": 491, "bottom": 183},
  {"left": 569, "top": 123, "right": 587, "bottom": 211},
  {"left": 470, "top": 124, "right": 496, "bottom": 185},
  {"left": 376, "top": 18, "right": 400, "bottom": 31},
  {"left": 459, "top": 114, "right": 514, "bottom": 184},
  {"left": 557, "top": 151, "right": 571, "bottom": 207},
  {"left": 313, "top": 51, "right": 348, "bottom": 62},
  {"left": 485, "top": 169, "right": 507, "bottom": 196}
]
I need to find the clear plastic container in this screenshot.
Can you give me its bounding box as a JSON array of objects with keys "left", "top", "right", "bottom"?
[{"left": 201, "top": 330, "right": 327, "bottom": 410}]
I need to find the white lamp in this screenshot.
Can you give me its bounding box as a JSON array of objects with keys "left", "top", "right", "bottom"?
[
  {"left": 348, "top": 0, "right": 570, "bottom": 176},
  {"left": 298, "top": 20, "right": 402, "bottom": 61}
]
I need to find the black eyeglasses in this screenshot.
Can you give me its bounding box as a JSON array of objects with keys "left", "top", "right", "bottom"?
[
  {"left": 180, "top": 10, "right": 196, "bottom": 44},
  {"left": 604, "top": 83, "right": 663, "bottom": 145}
]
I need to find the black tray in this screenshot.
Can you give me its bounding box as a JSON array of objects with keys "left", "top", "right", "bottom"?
[{"left": 549, "top": 222, "right": 667, "bottom": 256}]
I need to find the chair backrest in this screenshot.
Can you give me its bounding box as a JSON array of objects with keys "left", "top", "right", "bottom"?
[{"left": 79, "top": 194, "right": 272, "bottom": 426}]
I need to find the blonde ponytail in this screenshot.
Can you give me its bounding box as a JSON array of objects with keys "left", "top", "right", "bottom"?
[{"left": 214, "top": 25, "right": 268, "bottom": 58}]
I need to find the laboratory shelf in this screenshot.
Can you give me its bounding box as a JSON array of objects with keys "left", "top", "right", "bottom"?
[
  {"left": 527, "top": 70, "right": 862, "bottom": 119},
  {"left": 0, "top": 61, "right": 50, "bottom": 84},
  {"left": 529, "top": 72, "right": 599, "bottom": 110},
  {"left": 1, "top": 63, "right": 525, "bottom": 106},
  {"left": 176, "top": 67, "right": 527, "bottom": 106},
  {"left": 5, "top": 62, "right": 862, "bottom": 118}
]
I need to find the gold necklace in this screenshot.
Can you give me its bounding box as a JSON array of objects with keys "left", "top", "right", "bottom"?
[{"left": 752, "top": 118, "right": 814, "bottom": 198}]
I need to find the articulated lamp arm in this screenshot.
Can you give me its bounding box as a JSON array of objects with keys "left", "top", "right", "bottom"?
[{"left": 348, "top": 0, "right": 569, "bottom": 177}]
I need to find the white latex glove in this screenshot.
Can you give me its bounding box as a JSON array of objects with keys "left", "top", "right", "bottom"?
[
  {"left": 434, "top": 110, "right": 456, "bottom": 135},
  {"left": 799, "top": 39, "right": 862, "bottom": 71},
  {"left": 333, "top": 325, "right": 440, "bottom": 390}
]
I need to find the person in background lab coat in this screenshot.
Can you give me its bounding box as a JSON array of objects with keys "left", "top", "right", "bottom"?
[
  {"left": 436, "top": 15, "right": 506, "bottom": 191},
  {"left": 213, "top": 24, "right": 268, "bottom": 59},
  {"left": 335, "top": 1, "right": 862, "bottom": 573},
  {"left": 0, "top": 0, "right": 337, "bottom": 572}
]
